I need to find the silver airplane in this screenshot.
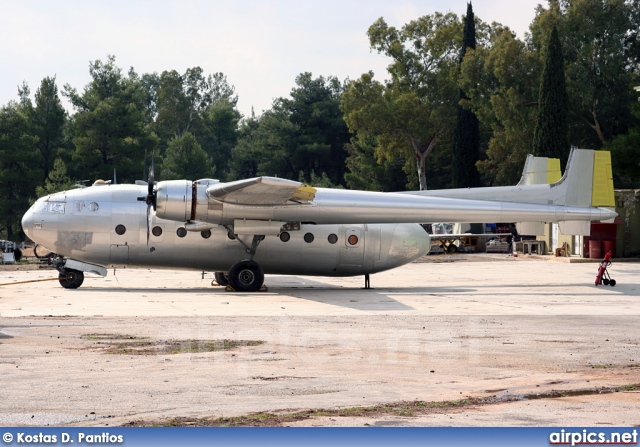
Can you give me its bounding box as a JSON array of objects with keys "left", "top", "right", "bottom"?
[{"left": 21, "top": 148, "right": 616, "bottom": 292}]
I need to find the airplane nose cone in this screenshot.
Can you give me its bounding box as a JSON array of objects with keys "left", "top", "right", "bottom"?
[{"left": 21, "top": 207, "right": 35, "bottom": 239}]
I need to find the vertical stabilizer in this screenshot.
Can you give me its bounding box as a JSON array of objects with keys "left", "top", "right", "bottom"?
[
  {"left": 516, "top": 154, "right": 561, "bottom": 235},
  {"left": 517, "top": 155, "right": 562, "bottom": 186}
]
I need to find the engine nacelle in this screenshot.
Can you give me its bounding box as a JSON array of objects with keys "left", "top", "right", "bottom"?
[{"left": 155, "top": 180, "right": 193, "bottom": 222}]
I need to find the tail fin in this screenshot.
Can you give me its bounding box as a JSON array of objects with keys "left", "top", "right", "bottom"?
[
  {"left": 552, "top": 148, "right": 615, "bottom": 207},
  {"left": 517, "top": 154, "right": 562, "bottom": 186}
]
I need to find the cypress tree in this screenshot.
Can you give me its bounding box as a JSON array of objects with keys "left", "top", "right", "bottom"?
[
  {"left": 533, "top": 26, "right": 570, "bottom": 167},
  {"left": 452, "top": 2, "right": 481, "bottom": 188}
]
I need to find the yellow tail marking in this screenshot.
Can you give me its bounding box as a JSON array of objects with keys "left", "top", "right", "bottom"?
[
  {"left": 547, "top": 158, "right": 562, "bottom": 184},
  {"left": 591, "top": 151, "right": 615, "bottom": 206}
]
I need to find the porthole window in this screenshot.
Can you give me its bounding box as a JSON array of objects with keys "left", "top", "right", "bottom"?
[
  {"left": 328, "top": 233, "right": 338, "bottom": 244},
  {"left": 201, "top": 229, "right": 212, "bottom": 239},
  {"left": 348, "top": 234, "right": 359, "bottom": 246},
  {"left": 176, "top": 227, "right": 187, "bottom": 238},
  {"left": 152, "top": 226, "right": 163, "bottom": 237},
  {"left": 115, "top": 224, "right": 126, "bottom": 235},
  {"left": 304, "top": 232, "right": 314, "bottom": 243},
  {"left": 280, "top": 232, "right": 291, "bottom": 242}
]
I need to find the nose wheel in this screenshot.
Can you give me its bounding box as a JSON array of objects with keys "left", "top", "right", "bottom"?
[
  {"left": 59, "top": 269, "right": 84, "bottom": 289},
  {"left": 227, "top": 260, "right": 264, "bottom": 292}
]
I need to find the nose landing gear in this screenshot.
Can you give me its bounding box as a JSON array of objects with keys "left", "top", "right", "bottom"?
[{"left": 59, "top": 269, "right": 85, "bottom": 289}]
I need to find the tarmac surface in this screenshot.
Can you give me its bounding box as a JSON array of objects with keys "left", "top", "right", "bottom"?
[{"left": 0, "top": 254, "right": 639, "bottom": 427}]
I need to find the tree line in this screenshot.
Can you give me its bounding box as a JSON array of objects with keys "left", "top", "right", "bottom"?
[{"left": 1, "top": 0, "right": 639, "bottom": 241}]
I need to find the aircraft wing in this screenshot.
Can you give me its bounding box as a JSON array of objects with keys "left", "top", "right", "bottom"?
[
  {"left": 207, "top": 177, "right": 316, "bottom": 205},
  {"left": 153, "top": 149, "right": 618, "bottom": 229}
]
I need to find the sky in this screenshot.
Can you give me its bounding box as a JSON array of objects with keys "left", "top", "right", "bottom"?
[{"left": 0, "top": 0, "right": 545, "bottom": 117}]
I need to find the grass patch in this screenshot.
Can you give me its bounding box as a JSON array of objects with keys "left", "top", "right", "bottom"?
[
  {"left": 124, "top": 383, "right": 640, "bottom": 427},
  {"left": 126, "top": 398, "right": 480, "bottom": 427},
  {"left": 82, "top": 334, "right": 264, "bottom": 355}
]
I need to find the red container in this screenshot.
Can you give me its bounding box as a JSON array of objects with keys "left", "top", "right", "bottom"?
[
  {"left": 589, "top": 240, "right": 602, "bottom": 259},
  {"left": 602, "top": 240, "right": 614, "bottom": 257}
]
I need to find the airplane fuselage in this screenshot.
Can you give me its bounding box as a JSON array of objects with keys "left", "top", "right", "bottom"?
[{"left": 22, "top": 184, "right": 431, "bottom": 277}]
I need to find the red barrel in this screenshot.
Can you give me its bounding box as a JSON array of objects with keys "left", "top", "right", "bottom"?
[
  {"left": 589, "top": 240, "right": 602, "bottom": 259},
  {"left": 602, "top": 240, "right": 614, "bottom": 257}
]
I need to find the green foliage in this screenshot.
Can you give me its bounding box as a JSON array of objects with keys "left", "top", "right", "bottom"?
[
  {"left": 2, "top": 0, "right": 640, "bottom": 245},
  {"left": 230, "top": 73, "right": 349, "bottom": 185},
  {"left": 161, "top": 132, "right": 215, "bottom": 180},
  {"left": 0, "top": 102, "right": 41, "bottom": 240},
  {"left": 452, "top": 2, "right": 481, "bottom": 188},
  {"left": 533, "top": 26, "right": 570, "bottom": 166},
  {"left": 153, "top": 68, "right": 240, "bottom": 179},
  {"left": 460, "top": 25, "right": 542, "bottom": 185},
  {"left": 344, "top": 135, "right": 408, "bottom": 191},
  {"left": 606, "top": 101, "right": 640, "bottom": 188},
  {"left": 201, "top": 98, "right": 241, "bottom": 179},
  {"left": 530, "top": 0, "right": 637, "bottom": 147},
  {"left": 343, "top": 13, "right": 463, "bottom": 190},
  {"left": 28, "top": 77, "right": 68, "bottom": 180},
  {"left": 63, "top": 55, "right": 159, "bottom": 183},
  {"left": 35, "top": 157, "right": 75, "bottom": 197}
]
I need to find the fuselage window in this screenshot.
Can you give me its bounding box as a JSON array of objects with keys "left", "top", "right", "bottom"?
[
  {"left": 348, "top": 234, "right": 359, "bottom": 246},
  {"left": 280, "top": 232, "right": 291, "bottom": 242},
  {"left": 328, "top": 233, "right": 338, "bottom": 244},
  {"left": 115, "top": 224, "right": 126, "bottom": 235},
  {"left": 176, "top": 227, "right": 187, "bottom": 238},
  {"left": 201, "top": 229, "right": 212, "bottom": 239},
  {"left": 152, "top": 226, "right": 163, "bottom": 237},
  {"left": 304, "top": 232, "right": 314, "bottom": 243}
]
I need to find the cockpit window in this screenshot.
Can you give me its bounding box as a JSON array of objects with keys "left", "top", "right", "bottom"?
[
  {"left": 48, "top": 203, "right": 65, "bottom": 214},
  {"left": 35, "top": 202, "right": 49, "bottom": 213}
]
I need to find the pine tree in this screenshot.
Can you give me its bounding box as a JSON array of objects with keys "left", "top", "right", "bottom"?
[
  {"left": 533, "top": 26, "right": 570, "bottom": 167},
  {"left": 452, "top": 2, "right": 481, "bottom": 188}
]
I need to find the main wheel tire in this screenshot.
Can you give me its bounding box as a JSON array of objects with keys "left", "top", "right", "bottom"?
[
  {"left": 59, "top": 269, "right": 84, "bottom": 289},
  {"left": 13, "top": 248, "right": 22, "bottom": 262},
  {"left": 214, "top": 271, "right": 229, "bottom": 286},
  {"left": 228, "top": 260, "right": 264, "bottom": 292}
]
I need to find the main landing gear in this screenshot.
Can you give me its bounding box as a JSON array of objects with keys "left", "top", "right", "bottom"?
[{"left": 221, "top": 230, "right": 267, "bottom": 292}]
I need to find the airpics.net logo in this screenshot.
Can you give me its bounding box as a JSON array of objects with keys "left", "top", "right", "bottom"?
[{"left": 550, "top": 429, "right": 638, "bottom": 446}]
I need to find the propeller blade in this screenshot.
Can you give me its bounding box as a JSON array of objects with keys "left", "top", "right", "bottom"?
[
  {"left": 148, "top": 153, "right": 155, "bottom": 197},
  {"left": 146, "top": 203, "right": 151, "bottom": 246}
]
